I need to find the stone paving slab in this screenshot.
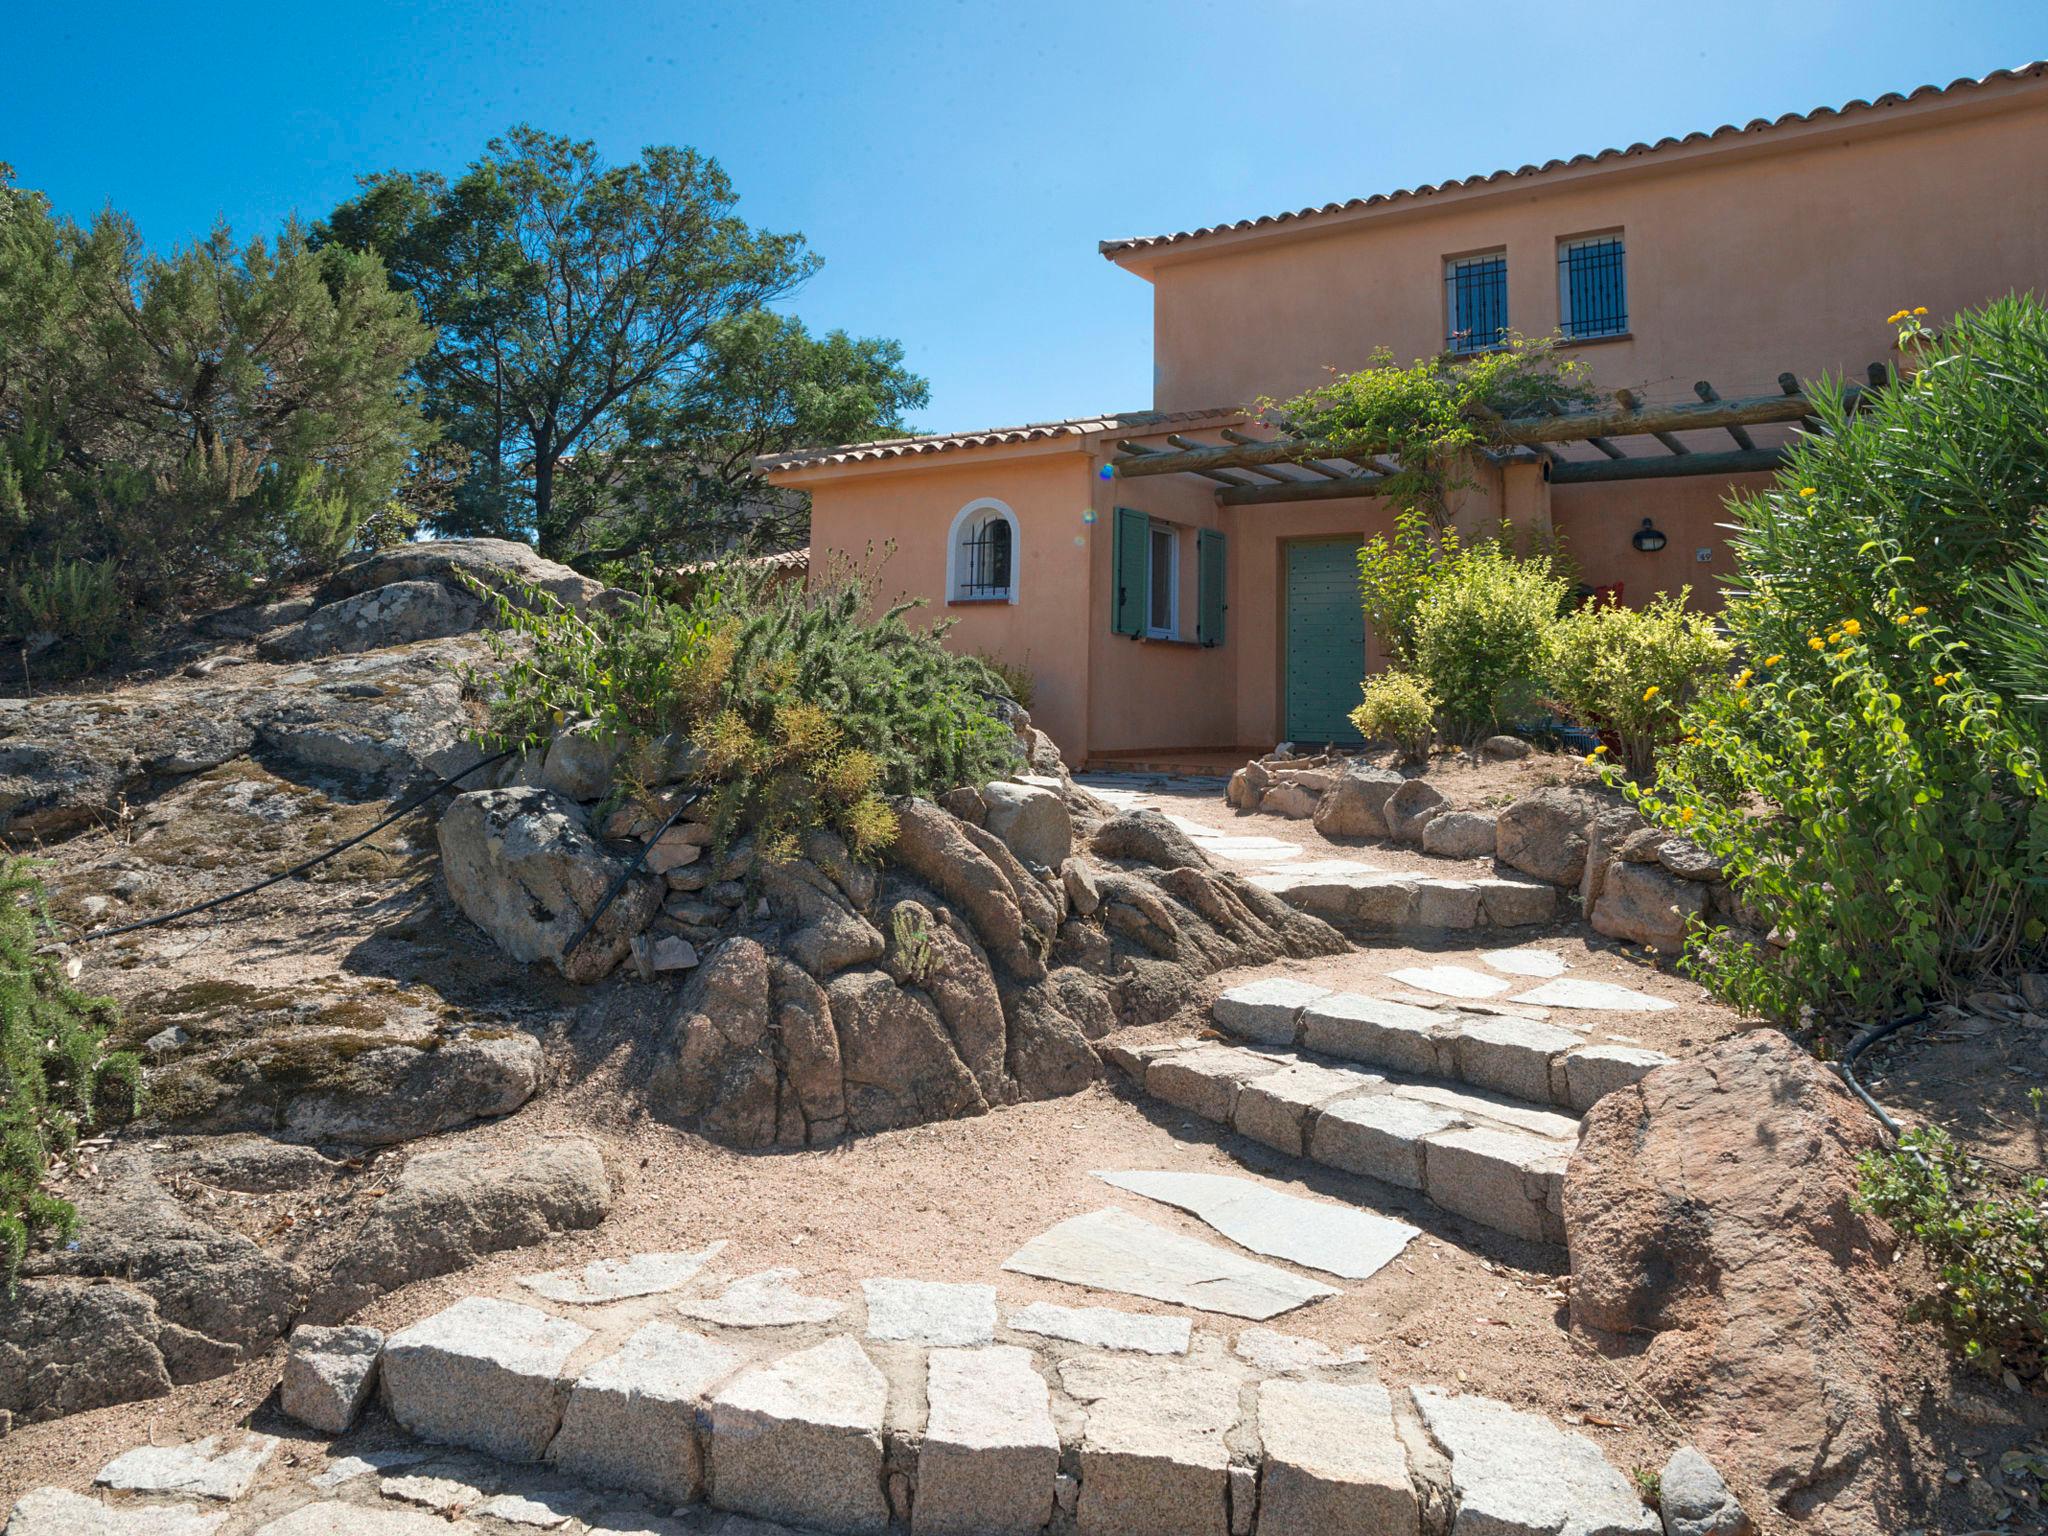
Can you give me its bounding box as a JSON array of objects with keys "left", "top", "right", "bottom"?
[
  {"left": 95, "top": 1435, "right": 279, "bottom": 1501},
  {"left": 675, "top": 1268, "right": 848, "bottom": 1328},
  {"left": 1386, "top": 964, "right": 1511, "bottom": 999},
  {"left": 1004, "top": 1301, "right": 1193, "bottom": 1355},
  {"left": 549, "top": 1322, "right": 744, "bottom": 1503},
  {"left": 1231, "top": 1327, "right": 1371, "bottom": 1374},
  {"left": 915, "top": 1345, "right": 1059, "bottom": 1535},
  {"left": 309, "top": 1450, "right": 429, "bottom": 1490},
  {"left": 707, "top": 1336, "right": 890, "bottom": 1534},
  {"left": 1209, "top": 978, "right": 1332, "bottom": 1045},
  {"left": 1411, "top": 1385, "right": 1660, "bottom": 1536},
  {"left": 517, "top": 1244, "right": 728, "bottom": 1304},
  {"left": 1094, "top": 1170, "right": 1417, "bottom": 1281},
  {"left": 1067, "top": 1359, "right": 1240, "bottom": 1536},
  {"left": 861, "top": 1278, "right": 997, "bottom": 1346},
  {"left": 1389, "top": 1081, "right": 1581, "bottom": 1141},
  {"left": 1230, "top": 1060, "right": 1382, "bottom": 1156},
  {"left": 251, "top": 1505, "right": 479, "bottom": 1536},
  {"left": 1510, "top": 978, "right": 1676, "bottom": 1012},
  {"left": 1481, "top": 946, "right": 1569, "bottom": 977},
  {"left": 382, "top": 1296, "right": 592, "bottom": 1463},
  {"left": 3, "top": 1489, "right": 230, "bottom": 1535},
  {"left": 1255, "top": 1379, "right": 1415, "bottom": 1534},
  {"left": 1002, "top": 1206, "right": 1335, "bottom": 1319}
]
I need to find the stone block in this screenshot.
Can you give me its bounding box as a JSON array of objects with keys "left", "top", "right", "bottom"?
[
  {"left": 1415, "top": 879, "right": 1482, "bottom": 929},
  {"left": 548, "top": 1322, "right": 743, "bottom": 1503},
  {"left": 1384, "top": 779, "right": 1447, "bottom": 842},
  {"left": 1298, "top": 994, "right": 1445, "bottom": 1075},
  {"left": 1309, "top": 1093, "right": 1464, "bottom": 1189},
  {"left": 1561, "top": 1044, "right": 1673, "bottom": 1113},
  {"left": 1410, "top": 1386, "right": 1660, "bottom": 1535},
  {"left": 1075, "top": 1362, "right": 1237, "bottom": 1536},
  {"left": 1447, "top": 1016, "right": 1583, "bottom": 1105},
  {"left": 281, "top": 1325, "right": 382, "bottom": 1435},
  {"left": 1260, "top": 782, "right": 1318, "bottom": 819},
  {"left": 1231, "top": 1061, "right": 1382, "bottom": 1156},
  {"left": 1350, "top": 875, "right": 1421, "bottom": 929},
  {"left": 1254, "top": 1380, "right": 1415, "bottom": 1535},
  {"left": 1145, "top": 1047, "right": 1286, "bottom": 1124},
  {"left": 94, "top": 1436, "right": 278, "bottom": 1502},
  {"left": 1210, "top": 979, "right": 1332, "bottom": 1045},
  {"left": 1422, "top": 810, "right": 1498, "bottom": 859},
  {"left": 381, "top": 1296, "right": 591, "bottom": 1463},
  {"left": 1477, "top": 877, "right": 1559, "bottom": 927},
  {"left": 1590, "top": 859, "right": 1708, "bottom": 954},
  {"left": 914, "top": 1346, "right": 1059, "bottom": 1536},
  {"left": 4, "top": 1489, "right": 227, "bottom": 1534},
  {"left": 708, "top": 1336, "right": 890, "bottom": 1534},
  {"left": 1392, "top": 1082, "right": 1581, "bottom": 1140},
  {"left": 1422, "top": 1127, "right": 1573, "bottom": 1243}
]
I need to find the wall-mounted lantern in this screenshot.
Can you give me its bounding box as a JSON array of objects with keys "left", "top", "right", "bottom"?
[{"left": 1631, "top": 517, "right": 1668, "bottom": 553}]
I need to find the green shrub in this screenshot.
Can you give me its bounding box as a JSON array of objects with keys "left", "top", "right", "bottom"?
[
  {"left": 1355, "top": 509, "right": 1455, "bottom": 668},
  {"left": 1857, "top": 1126, "right": 2046, "bottom": 1376},
  {"left": 0, "top": 859, "right": 139, "bottom": 1282},
  {"left": 972, "top": 651, "right": 1035, "bottom": 711},
  {"left": 1349, "top": 671, "right": 1437, "bottom": 761},
  {"left": 1618, "top": 297, "right": 2048, "bottom": 1022},
  {"left": 1412, "top": 543, "right": 1570, "bottom": 741},
  {"left": 4, "top": 557, "right": 124, "bottom": 670},
  {"left": 1544, "top": 588, "right": 1733, "bottom": 779},
  {"left": 470, "top": 561, "right": 1020, "bottom": 861}
]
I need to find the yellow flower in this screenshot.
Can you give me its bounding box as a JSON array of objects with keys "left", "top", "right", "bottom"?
[
  {"left": 1582, "top": 754, "right": 1599, "bottom": 767},
  {"left": 1912, "top": 605, "right": 1928, "bottom": 616},
  {"left": 1842, "top": 619, "right": 1861, "bottom": 636},
  {"left": 1642, "top": 685, "right": 1660, "bottom": 702},
  {"left": 1827, "top": 632, "right": 1842, "bottom": 645},
  {"left": 1593, "top": 744, "right": 1609, "bottom": 755},
  {"left": 1734, "top": 668, "right": 1753, "bottom": 687},
  {"left": 1764, "top": 654, "right": 1783, "bottom": 666},
  {"left": 1808, "top": 636, "right": 1825, "bottom": 650},
  {"left": 1798, "top": 487, "right": 1818, "bottom": 497},
  {"left": 1913, "top": 306, "right": 1928, "bottom": 316},
  {"left": 1934, "top": 673, "right": 1951, "bottom": 686},
  {"left": 1678, "top": 807, "right": 1696, "bottom": 824}
]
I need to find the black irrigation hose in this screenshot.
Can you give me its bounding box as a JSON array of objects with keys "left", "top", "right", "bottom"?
[
  {"left": 1834, "top": 1009, "right": 1930, "bottom": 1145},
  {"left": 72, "top": 745, "right": 522, "bottom": 945},
  {"left": 560, "top": 787, "right": 706, "bottom": 962}
]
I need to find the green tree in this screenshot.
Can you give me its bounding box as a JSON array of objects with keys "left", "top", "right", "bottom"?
[
  {"left": 0, "top": 168, "right": 433, "bottom": 652},
  {"left": 319, "top": 127, "right": 922, "bottom": 561}
]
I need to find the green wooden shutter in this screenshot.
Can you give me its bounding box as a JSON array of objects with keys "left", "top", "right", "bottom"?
[
  {"left": 1112, "top": 507, "right": 1149, "bottom": 636},
  {"left": 1196, "top": 529, "right": 1227, "bottom": 647}
]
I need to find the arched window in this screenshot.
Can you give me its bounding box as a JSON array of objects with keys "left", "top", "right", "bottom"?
[{"left": 947, "top": 499, "right": 1019, "bottom": 602}]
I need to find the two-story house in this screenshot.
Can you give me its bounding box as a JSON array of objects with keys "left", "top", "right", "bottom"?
[{"left": 760, "top": 63, "right": 2048, "bottom": 768}]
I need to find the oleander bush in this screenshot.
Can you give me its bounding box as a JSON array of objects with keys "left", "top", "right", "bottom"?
[
  {"left": 1544, "top": 588, "right": 1733, "bottom": 779},
  {"left": 1, "top": 859, "right": 139, "bottom": 1283},
  {"left": 470, "top": 560, "right": 1020, "bottom": 861},
  {"left": 1616, "top": 297, "right": 2048, "bottom": 1022}
]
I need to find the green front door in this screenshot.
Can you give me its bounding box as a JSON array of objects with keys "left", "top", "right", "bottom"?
[{"left": 1284, "top": 539, "right": 1365, "bottom": 744}]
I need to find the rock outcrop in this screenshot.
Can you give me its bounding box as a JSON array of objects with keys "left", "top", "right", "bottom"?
[{"left": 1565, "top": 1031, "right": 1908, "bottom": 1532}]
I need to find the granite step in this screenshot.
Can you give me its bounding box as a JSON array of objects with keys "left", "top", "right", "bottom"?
[
  {"left": 1108, "top": 1036, "right": 1580, "bottom": 1245},
  {"left": 1211, "top": 979, "right": 1671, "bottom": 1115}
]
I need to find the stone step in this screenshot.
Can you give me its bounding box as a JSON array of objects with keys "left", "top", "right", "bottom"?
[
  {"left": 1111, "top": 1037, "right": 1578, "bottom": 1244},
  {"left": 1245, "top": 866, "right": 1559, "bottom": 933},
  {"left": 17, "top": 1311, "right": 1687, "bottom": 1536},
  {"left": 1212, "top": 979, "right": 1671, "bottom": 1115}
]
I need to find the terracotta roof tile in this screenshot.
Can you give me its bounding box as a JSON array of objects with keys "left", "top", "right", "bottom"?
[
  {"left": 1100, "top": 63, "right": 2047, "bottom": 259},
  {"left": 754, "top": 407, "right": 1241, "bottom": 474}
]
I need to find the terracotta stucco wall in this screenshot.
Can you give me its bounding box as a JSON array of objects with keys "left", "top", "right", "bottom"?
[
  {"left": 801, "top": 450, "right": 1099, "bottom": 760},
  {"left": 1141, "top": 95, "right": 2048, "bottom": 413}
]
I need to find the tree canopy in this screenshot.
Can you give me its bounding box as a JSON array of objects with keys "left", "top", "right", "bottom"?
[
  {"left": 0, "top": 166, "right": 433, "bottom": 662},
  {"left": 318, "top": 126, "right": 925, "bottom": 563}
]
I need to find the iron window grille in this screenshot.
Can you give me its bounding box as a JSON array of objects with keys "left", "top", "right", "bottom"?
[
  {"left": 1446, "top": 253, "right": 1509, "bottom": 353},
  {"left": 1559, "top": 235, "right": 1627, "bottom": 339},
  {"left": 958, "top": 516, "right": 1012, "bottom": 598}
]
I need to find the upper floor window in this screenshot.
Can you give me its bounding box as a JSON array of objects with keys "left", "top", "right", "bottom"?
[
  {"left": 1559, "top": 233, "right": 1627, "bottom": 340},
  {"left": 948, "top": 498, "right": 1018, "bottom": 602},
  {"left": 1445, "top": 251, "right": 1508, "bottom": 353}
]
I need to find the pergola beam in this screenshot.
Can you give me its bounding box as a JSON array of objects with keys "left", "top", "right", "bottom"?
[
  {"left": 1113, "top": 386, "right": 1820, "bottom": 478},
  {"left": 1616, "top": 388, "right": 1690, "bottom": 454},
  {"left": 1694, "top": 382, "right": 1758, "bottom": 451},
  {"left": 1546, "top": 447, "right": 1786, "bottom": 484},
  {"left": 1217, "top": 472, "right": 1391, "bottom": 506}
]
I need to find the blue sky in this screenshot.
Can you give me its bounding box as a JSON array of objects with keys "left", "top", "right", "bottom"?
[{"left": 5, "top": 2, "right": 2041, "bottom": 435}]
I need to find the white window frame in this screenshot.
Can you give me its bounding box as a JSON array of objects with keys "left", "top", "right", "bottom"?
[
  {"left": 945, "top": 497, "right": 1019, "bottom": 603},
  {"left": 1558, "top": 232, "right": 1628, "bottom": 340},
  {"left": 1146, "top": 521, "right": 1179, "bottom": 639}
]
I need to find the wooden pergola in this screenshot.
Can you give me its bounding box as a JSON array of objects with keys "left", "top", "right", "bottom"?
[{"left": 1111, "top": 368, "right": 1885, "bottom": 505}]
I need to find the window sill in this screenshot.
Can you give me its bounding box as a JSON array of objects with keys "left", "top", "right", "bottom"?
[
  {"left": 1557, "top": 331, "right": 1633, "bottom": 348},
  {"left": 946, "top": 595, "right": 1014, "bottom": 606},
  {"left": 1134, "top": 633, "right": 1206, "bottom": 647}
]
